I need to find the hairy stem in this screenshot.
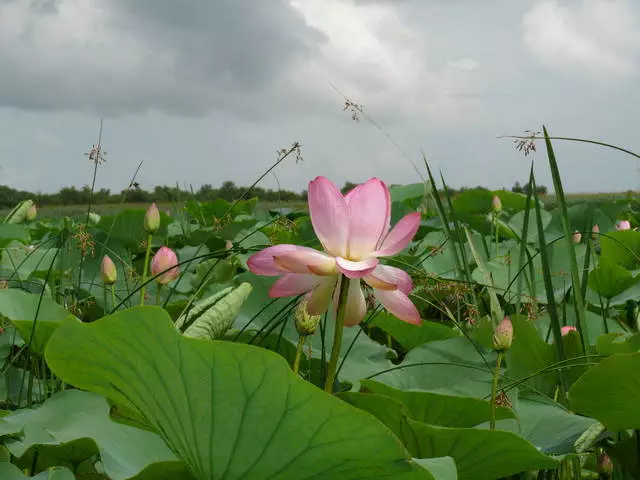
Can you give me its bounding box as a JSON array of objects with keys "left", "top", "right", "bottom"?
[
  {"left": 324, "top": 276, "right": 350, "bottom": 393},
  {"left": 293, "top": 335, "right": 305, "bottom": 375},
  {"left": 490, "top": 351, "right": 504, "bottom": 430},
  {"left": 140, "top": 233, "right": 153, "bottom": 306}
]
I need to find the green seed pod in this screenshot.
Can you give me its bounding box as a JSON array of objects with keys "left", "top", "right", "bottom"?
[{"left": 295, "top": 300, "right": 321, "bottom": 336}]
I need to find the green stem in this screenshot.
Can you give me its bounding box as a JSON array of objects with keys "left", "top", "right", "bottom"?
[
  {"left": 324, "top": 275, "right": 350, "bottom": 393},
  {"left": 493, "top": 213, "right": 499, "bottom": 259},
  {"left": 293, "top": 335, "right": 305, "bottom": 375},
  {"left": 490, "top": 351, "right": 504, "bottom": 430},
  {"left": 110, "top": 284, "right": 116, "bottom": 312},
  {"left": 156, "top": 284, "right": 163, "bottom": 306},
  {"left": 140, "top": 234, "right": 153, "bottom": 306}
]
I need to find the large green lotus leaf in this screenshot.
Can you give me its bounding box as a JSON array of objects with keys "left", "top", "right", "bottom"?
[
  {"left": 0, "top": 464, "right": 75, "bottom": 480},
  {"left": 508, "top": 209, "right": 552, "bottom": 244},
  {"left": 510, "top": 395, "right": 599, "bottom": 455},
  {"left": 97, "top": 209, "right": 172, "bottom": 252},
  {"left": 600, "top": 230, "right": 640, "bottom": 269},
  {"left": 506, "top": 315, "right": 559, "bottom": 396},
  {"left": 588, "top": 256, "right": 640, "bottom": 299},
  {"left": 235, "top": 273, "right": 396, "bottom": 390},
  {"left": 0, "top": 224, "right": 29, "bottom": 248},
  {"left": 0, "top": 389, "right": 185, "bottom": 479},
  {"left": 338, "top": 392, "right": 557, "bottom": 480},
  {"left": 45, "top": 306, "right": 431, "bottom": 479},
  {"left": 596, "top": 332, "right": 640, "bottom": 355},
  {"left": 569, "top": 353, "right": 640, "bottom": 430},
  {"left": 370, "top": 337, "right": 495, "bottom": 398},
  {"left": 359, "top": 380, "right": 515, "bottom": 427},
  {"left": 0, "top": 290, "right": 79, "bottom": 355},
  {"left": 411, "top": 457, "right": 457, "bottom": 480},
  {"left": 368, "top": 313, "right": 460, "bottom": 351},
  {"left": 0, "top": 242, "right": 59, "bottom": 281}
]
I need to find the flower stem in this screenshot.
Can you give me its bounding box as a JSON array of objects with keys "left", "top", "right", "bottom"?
[
  {"left": 140, "top": 234, "right": 153, "bottom": 306},
  {"left": 156, "top": 284, "right": 163, "bottom": 306},
  {"left": 490, "top": 351, "right": 504, "bottom": 430},
  {"left": 324, "top": 275, "right": 350, "bottom": 393},
  {"left": 293, "top": 335, "right": 305, "bottom": 375},
  {"left": 110, "top": 284, "right": 116, "bottom": 312}
]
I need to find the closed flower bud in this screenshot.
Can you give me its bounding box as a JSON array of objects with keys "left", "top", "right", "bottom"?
[
  {"left": 88, "top": 212, "right": 101, "bottom": 225},
  {"left": 493, "top": 316, "right": 513, "bottom": 351},
  {"left": 294, "top": 299, "right": 321, "bottom": 336},
  {"left": 616, "top": 220, "right": 631, "bottom": 231},
  {"left": 572, "top": 231, "right": 581, "bottom": 244},
  {"left": 592, "top": 224, "right": 599, "bottom": 239},
  {"left": 101, "top": 255, "right": 117, "bottom": 285},
  {"left": 144, "top": 203, "right": 160, "bottom": 234},
  {"left": 150, "top": 247, "right": 179, "bottom": 284},
  {"left": 561, "top": 325, "right": 577, "bottom": 336},
  {"left": 26, "top": 204, "right": 37, "bottom": 222},
  {"left": 492, "top": 195, "right": 502, "bottom": 213}
]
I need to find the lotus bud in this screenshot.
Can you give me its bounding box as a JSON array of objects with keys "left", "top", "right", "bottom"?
[
  {"left": 150, "top": 246, "right": 179, "bottom": 284},
  {"left": 492, "top": 195, "right": 502, "bottom": 213},
  {"left": 25, "top": 204, "right": 37, "bottom": 222},
  {"left": 492, "top": 316, "right": 513, "bottom": 352},
  {"left": 88, "top": 212, "right": 101, "bottom": 225},
  {"left": 0, "top": 280, "right": 7, "bottom": 289},
  {"left": 572, "top": 231, "right": 581, "bottom": 244},
  {"left": 144, "top": 202, "right": 160, "bottom": 234},
  {"left": 592, "top": 224, "right": 599, "bottom": 239},
  {"left": 616, "top": 220, "right": 631, "bottom": 231},
  {"left": 100, "top": 255, "right": 117, "bottom": 285},
  {"left": 596, "top": 452, "right": 613, "bottom": 475},
  {"left": 561, "top": 325, "right": 577, "bottom": 336},
  {"left": 225, "top": 240, "right": 233, "bottom": 250},
  {"left": 294, "top": 299, "right": 321, "bottom": 336}
]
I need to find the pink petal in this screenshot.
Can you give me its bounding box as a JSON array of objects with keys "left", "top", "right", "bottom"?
[
  {"left": 346, "top": 178, "right": 391, "bottom": 259},
  {"left": 273, "top": 248, "right": 337, "bottom": 276},
  {"left": 306, "top": 276, "right": 338, "bottom": 315},
  {"left": 374, "top": 289, "right": 421, "bottom": 325},
  {"left": 343, "top": 279, "right": 367, "bottom": 326},
  {"left": 364, "top": 265, "right": 413, "bottom": 294},
  {"left": 335, "top": 257, "right": 378, "bottom": 279},
  {"left": 375, "top": 212, "right": 421, "bottom": 257},
  {"left": 247, "top": 245, "right": 301, "bottom": 276},
  {"left": 308, "top": 177, "right": 348, "bottom": 257},
  {"left": 269, "top": 274, "right": 324, "bottom": 298}
]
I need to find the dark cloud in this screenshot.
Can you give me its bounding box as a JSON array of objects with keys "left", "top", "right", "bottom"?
[{"left": 0, "top": 0, "right": 326, "bottom": 116}]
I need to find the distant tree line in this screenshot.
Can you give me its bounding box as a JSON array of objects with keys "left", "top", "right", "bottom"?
[
  {"left": 0, "top": 180, "right": 548, "bottom": 208},
  {"left": 0, "top": 181, "right": 309, "bottom": 208}
]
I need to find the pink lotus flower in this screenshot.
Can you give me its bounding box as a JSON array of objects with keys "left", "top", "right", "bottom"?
[
  {"left": 150, "top": 247, "right": 179, "bottom": 284},
  {"left": 561, "top": 325, "right": 577, "bottom": 336},
  {"left": 616, "top": 220, "right": 631, "bottom": 231},
  {"left": 248, "top": 177, "right": 421, "bottom": 326}
]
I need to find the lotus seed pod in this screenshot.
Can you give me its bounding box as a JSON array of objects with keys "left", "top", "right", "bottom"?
[
  {"left": 572, "top": 231, "right": 581, "bottom": 244},
  {"left": 294, "top": 299, "right": 321, "bottom": 336},
  {"left": 150, "top": 246, "right": 179, "bottom": 284},
  {"left": 492, "top": 316, "right": 513, "bottom": 351},
  {"left": 101, "top": 255, "right": 117, "bottom": 285},
  {"left": 492, "top": 195, "right": 502, "bottom": 213},
  {"left": 144, "top": 202, "right": 160, "bottom": 234}
]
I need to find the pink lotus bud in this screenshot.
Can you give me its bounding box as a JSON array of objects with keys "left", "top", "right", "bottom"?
[
  {"left": 493, "top": 316, "right": 513, "bottom": 351},
  {"left": 150, "top": 246, "right": 179, "bottom": 284},
  {"left": 26, "top": 204, "right": 37, "bottom": 222},
  {"left": 225, "top": 240, "right": 233, "bottom": 250},
  {"left": 616, "top": 220, "right": 631, "bottom": 231},
  {"left": 572, "top": 231, "right": 581, "bottom": 244},
  {"left": 492, "top": 195, "right": 502, "bottom": 213},
  {"left": 144, "top": 203, "right": 160, "bottom": 234},
  {"left": 101, "top": 255, "right": 117, "bottom": 285},
  {"left": 561, "top": 325, "right": 577, "bottom": 336},
  {"left": 592, "top": 224, "right": 599, "bottom": 239}
]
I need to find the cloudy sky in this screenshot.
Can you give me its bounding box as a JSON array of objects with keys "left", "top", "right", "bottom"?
[{"left": 1, "top": 0, "right": 640, "bottom": 195}]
